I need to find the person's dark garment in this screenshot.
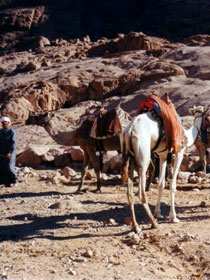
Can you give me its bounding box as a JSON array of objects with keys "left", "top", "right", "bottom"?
[
  {"left": 0, "top": 127, "right": 17, "bottom": 185},
  {"left": 201, "top": 129, "right": 208, "bottom": 145},
  {"left": 201, "top": 111, "right": 210, "bottom": 144}
]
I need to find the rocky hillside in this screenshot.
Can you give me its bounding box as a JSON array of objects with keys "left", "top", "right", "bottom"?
[
  {"left": 0, "top": 1, "right": 209, "bottom": 170},
  {"left": 0, "top": 32, "right": 210, "bottom": 123},
  {"left": 0, "top": 31, "right": 209, "bottom": 168},
  {"left": 1, "top": 0, "right": 210, "bottom": 53}
]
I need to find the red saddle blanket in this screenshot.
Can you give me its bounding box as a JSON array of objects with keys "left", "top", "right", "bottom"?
[{"left": 151, "top": 94, "right": 184, "bottom": 153}]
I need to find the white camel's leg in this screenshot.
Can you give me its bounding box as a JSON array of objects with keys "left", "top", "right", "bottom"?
[
  {"left": 133, "top": 137, "right": 158, "bottom": 229},
  {"left": 121, "top": 153, "right": 130, "bottom": 184},
  {"left": 169, "top": 149, "right": 184, "bottom": 223},
  {"left": 76, "top": 153, "right": 89, "bottom": 193},
  {"left": 140, "top": 165, "right": 158, "bottom": 229},
  {"left": 146, "top": 159, "right": 155, "bottom": 191},
  {"left": 133, "top": 134, "right": 150, "bottom": 202},
  {"left": 127, "top": 157, "right": 141, "bottom": 233},
  {"left": 154, "top": 157, "right": 167, "bottom": 219},
  {"left": 136, "top": 171, "right": 142, "bottom": 201}
]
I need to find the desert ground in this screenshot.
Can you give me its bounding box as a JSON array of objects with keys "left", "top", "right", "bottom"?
[{"left": 0, "top": 168, "right": 209, "bottom": 280}]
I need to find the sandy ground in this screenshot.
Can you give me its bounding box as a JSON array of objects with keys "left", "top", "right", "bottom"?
[{"left": 0, "top": 169, "right": 210, "bottom": 280}]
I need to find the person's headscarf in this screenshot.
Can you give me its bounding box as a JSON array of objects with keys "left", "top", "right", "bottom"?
[{"left": 1, "top": 116, "right": 11, "bottom": 123}]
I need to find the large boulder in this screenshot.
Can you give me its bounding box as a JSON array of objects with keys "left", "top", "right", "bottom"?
[{"left": 17, "top": 145, "right": 48, "bottom": 168}]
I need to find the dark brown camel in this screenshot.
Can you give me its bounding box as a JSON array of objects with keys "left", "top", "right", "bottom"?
[
  {"left": 26, "top": 107, "right": 131, "bottom": 193},
  {"left": 193, "top": 114, "right": 210, "bottom": 172}
]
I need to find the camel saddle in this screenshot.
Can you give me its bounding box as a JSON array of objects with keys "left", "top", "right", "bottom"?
[
  {"left": 90, "top": 107, "right": 122, "bottom": 139},
  {"left": 138, "top": 94, "right": 184, "bottom": 153}
]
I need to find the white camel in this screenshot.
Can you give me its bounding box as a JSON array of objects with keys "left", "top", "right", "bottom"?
[{"left": 121, "top": 105, "right": 204, "bottom": 233}]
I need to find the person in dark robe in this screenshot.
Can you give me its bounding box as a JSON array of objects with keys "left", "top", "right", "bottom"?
[{"left": 0, "top": 116, "right": 18, "bottom": 187}]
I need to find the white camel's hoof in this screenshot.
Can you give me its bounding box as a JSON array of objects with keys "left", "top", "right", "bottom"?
[
  {"left": 169, "top": 217, "right": 180, "bottom": 223},
  {"left": 155, "top": 214, "right": 164, "bottom": 220},
  {"left": 151, "top": 222, "right": 159, "bottom": 229},
  {"left": 94, "top": 189, "right": 101, "bottom": 194},
  {"left": 135, "top": 226, "right": 142, "bottom": 234},
  {"left": 132, "top": 225, "right": 141, "bottom": 234},
  {"left": 75, "top": 188, "right": 88, "bottom": 194}
]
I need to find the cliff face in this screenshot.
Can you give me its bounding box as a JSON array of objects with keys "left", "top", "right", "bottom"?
[
  {"left": 1, "top": 0, "right": 210, "bottom": 52},
  {"left": 0, "top": 0, "right": 210, "bottom": 128}
]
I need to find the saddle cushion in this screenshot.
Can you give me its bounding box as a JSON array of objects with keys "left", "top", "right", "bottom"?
[
  {"left": 90, "top": 108, "right": 122, "bottom": 139},
  {"left": 137, "top": 98, "right": 161, "bottom": 115}
]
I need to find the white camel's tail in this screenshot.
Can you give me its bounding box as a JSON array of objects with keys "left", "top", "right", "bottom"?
[{"left": 120, "top": 119, "right": 135, "bottom": 183}]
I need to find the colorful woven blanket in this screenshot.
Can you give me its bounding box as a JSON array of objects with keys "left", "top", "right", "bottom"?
[{"left": 151, "top": 94, "right": 184, "bottom": 153}]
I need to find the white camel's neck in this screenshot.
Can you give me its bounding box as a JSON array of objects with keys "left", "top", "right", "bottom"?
[
  {"left": 184, "top": 115, "right": 203, "bottom": 147},
  {"left": 44, "top": 120, "right": 78, "bottom": 146}
]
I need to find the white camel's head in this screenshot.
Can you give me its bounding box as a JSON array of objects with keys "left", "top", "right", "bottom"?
[{"left": 189, "top": 105, "right": 204, "bottom": 117}]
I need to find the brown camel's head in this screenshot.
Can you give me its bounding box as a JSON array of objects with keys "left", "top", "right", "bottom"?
[{"left": 26, "top": 112, "right": 55, "bottom": 126}]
